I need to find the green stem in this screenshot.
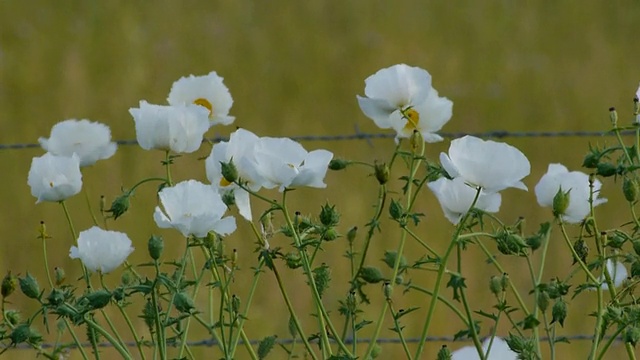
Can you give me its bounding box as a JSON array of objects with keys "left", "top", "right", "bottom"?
[
  {"left": 60, "top": 200, "right": 92, "bottom": 289},
  {"left": 164, "top": 150, "right": 173, "bottom": 186},
  {"left": 457, "top": 246, "right": 485, "bottom": 360},
  {"left": 152, "top": 261, "right": 166, "bottom": 360},
  {"left": 388, "top": 301, "right": 413, "bottom": 360},
  {"left": 414, "top": 188, "right": 482, "bottom": 359},
  {"left": 84, "top": 315, "right": 133, "bottom": 360},
  {"left": 405, "top": 284, "right": 468, "bottom": 325}
]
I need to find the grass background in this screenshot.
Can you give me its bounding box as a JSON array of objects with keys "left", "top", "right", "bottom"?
[{"left": 2, "top": 1, "right": 640, "bottom": 359}]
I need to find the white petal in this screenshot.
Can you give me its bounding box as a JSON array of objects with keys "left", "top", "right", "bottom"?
[{"left": 356, "top": 96, "right": 396, "bottom": 129}]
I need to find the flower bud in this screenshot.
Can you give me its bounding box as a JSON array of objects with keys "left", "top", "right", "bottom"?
[
  {"left": 99, "top": 195, "right": 106, "bottom": 213},
  {"left": 347, "top": 226, "right": 358, "bottom": 244},
  {"left": 220, "top": 159, "right": 238, "bottom": 183},
  {"left": 322, "top": 228, "right": 338, "bottom": 241},
  {"left": 19, "top": 273, "right": 41, "bottom": 300},
  {"left": 374, "top": 162, "right": 389, "bottom": 185},
  {"left": 54, "top": 267, "right": 66, "bottom": 286},
  {"left": 489, "top": 275, "right": 502, "bottom": 295},
  {"left": 85, "top": 290, "right": 112, "bottom": 310},
  {"left": 394, "top": 275, "right": 404, "bottom": 285},
  {"left": 624, "top": 326, "right": 640, "bottom": 346},
  {"left": 319, "top": 203, "right": 340, "bottom": 226},
  {"left": 383, "top": 281, "right": 393, "bottom": 300},
  {"left": 624, "top": 178, "right": 639, "bottom": 203},
  {"left": 437, "top": 345, "right": 452, "bottom": 360},
  {"left": 284, "top": 252, "right": 302, "bottom": 269},
  {"left": 112, "top": 287, "right": 125, "bottom": 302},
  {"left": 537, "top": 291, "right": 550, "bottom": 312},
  {"left": 328, "top": 159, "right": 350, "bottom": 171},
  {"left": 175, "top": 292, "right": 195, "bottom": 313},
  {"left": 572, "top": 239, "right": 588, "bottom": 265},
  {"left": 232, "top": 249, "right": 238, "bottom": 267},
  {"left": 142, "top": 299, "right": 156, "bottom": 331},
  {"left": 147, "top": 235, "right": 164, "bottom": 261},
  {"left": 610, "top": 107, "right": 618, "bottom": 127},
  {"left": 107, "top": 193, "right": 131, "bottom": 220},
  {"left": 369, "top": 343, "right": 382, "bottom": 359},
  {"left": 582, "top": 152, "right": 600, "bottom": 169},
  {"left": 4, "top": 310, "right": 20, "bottom": 326},
  {"left": 382, "top": 251, "right": 407, "bottom": 271},
  {"left": 221, "top": 191, "right": 236, "bottom": 207},
  {"left": 1, "top": 272, "right": 17, "bottom": 298},
  {"left": 526, "top": 233, "right": 543, "bottom": 251},
  {"left": 359, "top": 266, "right": 384, "bottom": 284},
  {"left": 9, "top": 324, "right": 40, "bottom": 345},
  {"left": 552, "top": 187, "right": 570, "bottom": 217},
  {"left": 389, "top": 199, "right": 404, "bottom": 221},
  {"left": 551, "top": 299, "right": 567, "bottom": 327},
  {"left": 231, "top": 294, "right": 241, "bottom": 314},
  {"left": 410, "top": 130, "right": 423, "bottom": 153},
  {"left": 500, "top": 273, "right": 510, "bottom": 291},
  {"left": 596, "top": 162, "right": 617, "bottom": 177},
  {"left": 46, "top": 288, "right": 65, "bottom": 306},
  {"left": 121, "top": 271, "right": 133, "bottom": 286}
]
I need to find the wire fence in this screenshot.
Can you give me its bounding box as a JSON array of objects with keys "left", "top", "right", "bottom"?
[
  {"left": 1, "top": 128, "right": 635, "bottom": 151},
  {"left": 4, "top": 127, "right": 634, "bottom": 351}
]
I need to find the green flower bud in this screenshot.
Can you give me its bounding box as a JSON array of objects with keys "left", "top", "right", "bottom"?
[
  {"left": 610, "top": 107, "right": 618, "bottom": 127},
  {"left": 410, "top": 130, "right": 423, "bottom": 153},
  {"left": 46, "top": 288, "right": 65, "bottom": 306},
  {"left": 347, "top": 226, "right": 358, "bottom": 244},
  {"left": 582, "top": 152, "right": 600, "bottom": 169},
  {"left": 85, "top": 290, "right": 112, "bottom": 310},
  {"left": 382, "top": 251, "right": 407, "bottom": 271},
  {"left": 220, "top": 159, "right": 238, "bottom": 184},
  {"left": 121, "top": 270, "right": 133, "bottom": 286},
  {"left": 107, "top": 192, "right": 131, "bottom": 220},
  {"left": 359, "top": 266, "right": 384, "bottom": 284},
  {"left": 389, "top": 199, "right": 404, "bottom": 221},
  {"left": 19, "top": 273, "right": 40, "bottom": 300},
  {"left": 374, "top": 162, "right": 389, "bottom": 185},
  {"left": 596, "top": 162, "right": 617, "bottom": 177},
  {"left": 112, "top": 287, "right": 125, "bottom": 302},
  {"left": 489, "top": 275, "right": 502, "bottom": 295},
  {"left": 221, "top": 190, "right": 236, "bottom": 207},
  {"left": 284, "top": 252, "right": 302, "bottom": 269},
  {"left": 437, "top": 345, "right": 452, "bottom": 360},
  {"left": 174, "top": 292, "right": 195, "bottom": 314},
  {"left": 369, "top": 343, "right": 382, "bottom": 359},
  {"left": 537, "top": 291, "right": 550, "bottom": 312},
  {"left": 383, "top": 281, "right": 393, "bottom": 300},
  {"left": 624, "top": 326, "right": 640, "bottom": 346},
  {"left": 319, "top": 203, "right": 340, "bottom": 226},
  {"left": 5, "top": 310, "right": 20, "bottom": 326},
  {"left": 552, "top": 187, "right": 570, "bottom": 217},
  {"left": 572, "top": 239, "right": 589, "bottom": 265},
  {"left": 551, "top": 299, "right": 567, "bottom": 327},
  {"left": 394, "top": 275, "right": 404, "bottom": 285},
  {"left": 328, "top": 158, "right": 350, "bottom": 170},
  {"left": 624, "top": 178, "right": 639, "bottom": 203},
  {"left": 147, "top": 235, "right": 164, "bottom": 261},
  {"left": 312, "top": 264, "right": 331, "bottom": 298},
  {"left": 99, "top": 195, "right": 106, "bottom": 213},
  {"left": 526, "top": 234, "right": 543, "bottom": 251},
  {"left": 141, "top": 299, "right": 156, "bottom": 331},
  {"left": 9, "top": 324, "right": 40, "bottom": 345},
  {"left": 54, "top": 267, "right": 66, "bottom": 286},
  {"left": 1, "top": 272, "right": 17, "bottom": 298},
  {"left": 500, "top": 273, "right": 510, "bottom": 291},
  {"left": 231, "top": 294, "right": 241, "bottom": 314},
  {"left": 322, "top": 228, "right": 338, "bottom": 241},
  {"left": 257, "top": 335, "right": 277, "bottom": 360}
]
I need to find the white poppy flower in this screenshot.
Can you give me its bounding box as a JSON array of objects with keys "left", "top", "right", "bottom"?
[
  {"left": 129, "top": 101, "right": 210, "bottom": 153},
  {"left": 38, "top": 119, "right": 117, "bottom": 167},
  {"left": 534, "top": 163, "right": 606, "bottom": 224},
  {"left": 427, "top": 177, "right": 501, "bottom": 225},
  {"left": 254, "top": 137, "right": 333, "bottom": 192},
  {"left": 205, "top": 129, "right": 265, "bottom": 221},
  {"left": 28, "top": 153, "right": 82, "bottom": 203},
  {"left": 440, "top": 136, "right": 530, "bottom": 193},
  {"left": 357, "top": 64, "right": 452, "bottom": 142},
  {"left": 154, "top": 180, "right": 236, "bottom": 237},
  {"left": 167, "top": 71, "right": 235, "bottom": 127},
  {"left": 452, "top": 337, "right": 517, "bottom": 360},
  {"left": 69, "top": 227, "right": 134, "bottom": 274},
  {"left": 600, "top": 259, "right": 628, "bottom": 290}
]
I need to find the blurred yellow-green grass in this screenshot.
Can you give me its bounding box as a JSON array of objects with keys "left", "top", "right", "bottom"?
[{"left": 2, "top": 1, "right": 640, "bottom": 359}]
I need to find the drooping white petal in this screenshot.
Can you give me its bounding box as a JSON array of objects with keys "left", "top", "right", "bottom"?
[
  {"left": 69, "top": 227, "right": 134, "bottom": 274},
  {"left": 363, "top": 64, "right": 432, "bottom": 107},
  {"left": 290, "top": 149, "right": 333, "bottom": 188},
  {"left": 167, "top": 71, "right": 235, "bottom": 126},
  {"left": 28, "top": 153, "right": 83, "bottom": 203},
  {"left": 600, "top": 259, "right": 628, "bottom": 290},
  {"left": 452, "top": 337, "right": 517, "bottom": 360},
  {"left": 154, "top": 180, "right": 236, "bottom": 237},
  {"left": 130, "top": 101, "right": 210, "bottom": 153},
  {"left": 428, "top": 177, "right": 501, "bottom": 224},
  {"left": 444, "top": 136, "right": 530, "bottom": 192},
  {"left": 39, "top": 119, "right": 117, "bottom": 167},
  {"left": 356, "top": 96, "right": 397, "bottom": 129}
]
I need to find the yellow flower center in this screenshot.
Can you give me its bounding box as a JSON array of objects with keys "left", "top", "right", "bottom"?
[
  {"left": 219, "top": 177, "right": 231, "bottom": 187},
  {"left": 194, "top": 98, "right": 213, "bottom": 116},
  {"left": 403, "top": 108, "right": 420, "bottom": 132}
]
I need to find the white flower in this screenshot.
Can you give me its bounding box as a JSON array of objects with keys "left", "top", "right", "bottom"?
[
  {"left": 69, "top": 227, "right": 134, "bottom": 273},
  {"left": 254, "top": 137, "right": 333, "bottom": 191},
  {"left": 28, "top": 153, "right": 82, "bottom": 203},
  {"left": 452, "top": 337, "right": 517, "bottom": 360},
  {"left": 129, "top": 101, "right": 210, "bottom": 153},
  {"left": 205, "top": 129, "right": 265, "bottom": 221},
  {"left": 534, "top": 164, "right": 607, "bottom": 224},
  {"left": 154, "top": 180, "right": 236, "bottom": 237},
  {"left": 600, "top": 259, "right": 628, "bottom": 290},
  {"left": 38, "top": 119, "right": 117, "bottom": 167},
  {"left": 168, "top": 71, "right": 235, "bottom": 127},
  {"left": 357, "top": 64, "right": 452, "bottom": 142},
  {"left": 427, "top": 177, "right": 501, "bottom": 225},
  {"left": 440, "top": 136, "right": 530, "bottom": 193}
]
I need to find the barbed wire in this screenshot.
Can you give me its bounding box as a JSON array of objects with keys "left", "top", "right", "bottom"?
[
  {"left": 5, "top": 333, "right": 616, "bottom": 351},
  {"left": 1, "top": 128, "right": 635, "bottom": 151}
]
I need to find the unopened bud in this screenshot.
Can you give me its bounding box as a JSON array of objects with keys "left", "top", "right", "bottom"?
[
  {"left": 410, "top": 130, "right": 423, "bottom": 153},
  {"left": 99, "top": 195, "right": 106, "bottom": 213},
  {"left": 597, "top": 162, "right": 617, "bottom": 177},
  {"left": 625, "top": 326, "right": 640, "bottom": 346},
  {"left": 537, "top": 291, "right": 550, "bottom": 312},
  {"left": 85, "top": 290, "right": 112, "bottom": 310},
  {"left": 19, "top": 273, "right": 40, "bottom": 300},
  {"left": 437, "top": 345, "right": 452, "bottom": 360},
  {"left": 624, "top": 178, "right": 639, "bottom": 202},
  {"left": 175, "top": 292, "right": 195, "bottom": 314},
  {"left": 383, "top": 281, "right": 393, "bottom": 300},
  {"left": 147, "top": 235, "right": 164, "bottom": 261},
  {"left": 346, "top": 226, "right": 358, "bottom": 244},
  {"left": 359, "top": 266, "right": 384, "bottom": 284},
  {"left": 54, "top": 267, "right": 66, "bottom": 286},
  {"left": 107, "top": 192, "right": 131, "bottom": 220},
  {"left": 489, "top": 275, "right": 502, "bottom": 295},
  {"left": 610, "top": 107, "right": 618, "bottom": 127},
  {"left": 389, "top": 199, "right": 404, "bottom": 221},
  {"left": 319, "top": 203, "right": 340, "bottom": 226},
  {"left": 1, "top": 272, "right": 17, "bottom": 298},
  {"left": 221, "top": 191, "right": 236, "bottom": 207},
  {"left": 551, "top": 299, "right": 568, "bottom": 327},
  {"left": 374, "top": 162, "right": 389, "bottom": 185}
]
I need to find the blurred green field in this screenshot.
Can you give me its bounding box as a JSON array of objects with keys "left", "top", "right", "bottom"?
[{"left": 2, "top": 1, "right": 640, "bottom": 359}]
